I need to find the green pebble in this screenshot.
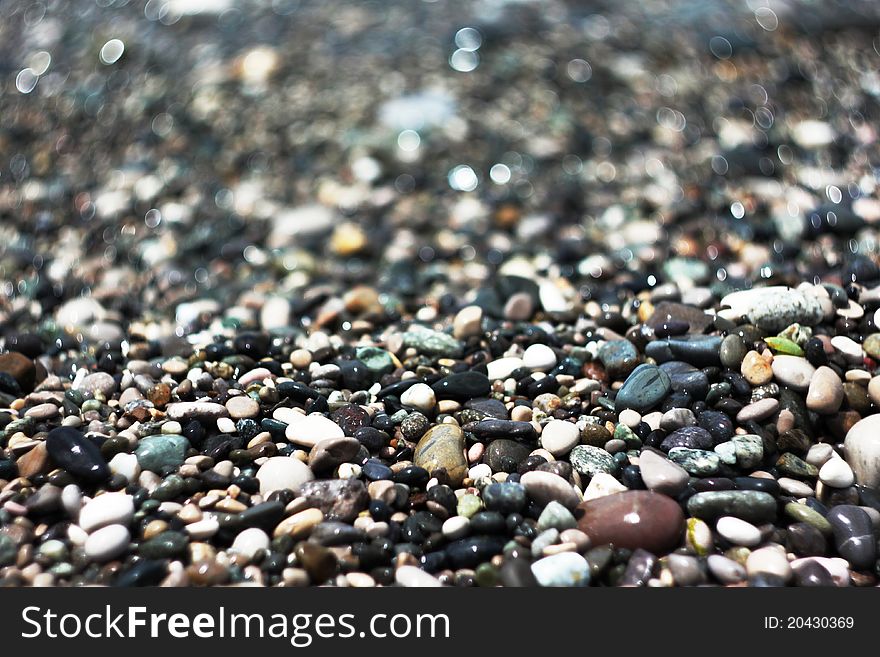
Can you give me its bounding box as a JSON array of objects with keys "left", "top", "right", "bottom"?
[
  {"left": 138, "top": 531, "right": 189, "bottom": 559},
  {"left": 863, "top": 333, "right": 880, "bottom": 360},
  {"left": 784, "top": 502, "right": 832, "bottom": 535},
  {"left": 355, "top": 346, "right": 395, "bottom": 374},
  {"left": 135, "top": 434, "right": 189, "bottom": 473},
  {"left": 457, "top": 494, "right": 483, "bottom": 519},
  {"left": 475, "top": 562, "right": 499, "bottom": 587},
  {"left": 81, "top": 399, "right": 103, "bottom": 412},
  {"left": 764, "top": 336, "right": 804, "bottom": 356}
]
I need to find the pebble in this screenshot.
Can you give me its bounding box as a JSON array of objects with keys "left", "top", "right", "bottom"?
[
  {"left": 707, "top": 554, "right": 747, "bottom": 584},
  {"left": 818, "top": 458, "right": 855, "bottom": 488},
  {"left": 520, "top": 471, "right": 582, "bottom": 509},
  {"left": 716, "top": 516, "right": 762, "bottom": 547},
  {"left": 285, "top": 414, "right": 346, "bottom": 448},
  {"left": 225, "top": 396, "right": 260, "bottom": 419},
  {"left": 256, "top": 456, "right": 315, "bottom": 494},
  {"left": 135, "top": 435, "right": 189, "bottom": 473},
  {"left": 531, "top": 552, "right": 590, "bottom": 587},
  {"left": 76, "top": 372, "right": 117, "bottom": 397},
  {"left": 46, "top": 427, "right": 109, "bottom": 483},
  {"left": 84, "top": 524, "right": 130, "bottom": 562},
  {"left": 540, "top": 420, "right": 580, "bottom": 456},
  {"left": 79, "top": 493, "right": 134, "bottom": 532},
  {"left": 413, "top": 424, "right": 468, "bottom": 487},
  {"left": 576, "top": 491, "right": 684, "bottom": 553},
  {"left": 720, "top": 287, "right": 824, "bottom": 332},
  {"left": 399, "top": 383, "right": 437, "bottom": 412},
  {"left": 614, "top": 364, "right": 671, "bottom": 413},
  {"left": 395, "top": 565, "right": 444, "bottom": 587},
  {"left": 826, "top": 505, "right": 876, "bottom": 570},
  {"left": 452, "top": 305, "right": 483, "bottom": 339},
  {"left": 770, "top": 356, "right": 816, "bottom": 391},
  {"left": 687, "top": 491, "right": 778, "bottom": 523},
  {"left": 637, "top": 449, "right": 689, "bottom": 496},
  {"left": 746, "top": 545, "right": 792, "bottom": 583},
  {"left": 166, "top": 401, "right": 229, "bottom": 421},
  {"left": 843, "top": 415, "right": 880, "bottom": 488},
  {"left": 741, "top": 351, "right": 773, "bottom": 386},
  {"left": 231, "top": 528, "right": 270, "bottom": 561},
  {"left": 569, "top": 445, "right": 617, "bottom": 478}
]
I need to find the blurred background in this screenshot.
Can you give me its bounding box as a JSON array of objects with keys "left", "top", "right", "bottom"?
[{"left": 2, "top": 0, "right": 880, "bottom": 344}]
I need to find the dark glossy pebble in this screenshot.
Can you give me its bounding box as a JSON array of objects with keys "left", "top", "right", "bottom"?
[
  {"left": 499, "top": 558, "right": 539, "bottom": 587},
  {"left": 376, "top": 379, "right": 421, "bottom": 399},
  {"left": 794, "top": 560, "right": 836, "bottom": 587},
  {"left": 803, "top": 338, "right": 828, "bottom": 367},
  {"left": 276, "top": 380, "right": 320, "bottom": 402},
  {"left": 369, "top": 500, "right": 392, "bottom": 522},
  {"left": 692, "top": 477, "right": 735, "bottom": 492},
  {"left": 392, "top": 465, "right": 430, "bottom": 489},
  {"left": 481, "top": 482, "right": 527, "bottom": 515},
  {"left": 233, "top": 332, "right": 269, "bottom": 359},
  {"left": 238, "top": 501, "right": 285, "bottom": 530},
  {"left": 465, "top": 398, "right": 509, "bottom": 420},
  {"left": 785, "top": 522, "right": 827, "bottom": 557},
  {"left": 826, "top": 505, "right": 877, "bottom": 570},
  {"left": 444, "top": 536, "right": 507, "bottom": 568},
  {"left": 138, "top": 531, "right": 188, "bottom": 559},
  {"left": 469, "top": 511, "right": 507, "bottom": 535},
  {"left": 654, "top": 321, "right": 690, "bottom": 338},
  {"left": 431, "top": 371, "right": 491, "bottom": 400},
  {"left": 45, "top": 427, "right": 110, "bottom": 483},
  {"left": 114, "top": 560, "right": 168, "bottom": 587},
  {"left": 0, "top": 373, "right": 21, "bottom": 396},
  {"left": 310, "top": 522, "right": 366, "bottom": 546},
  {"left": 668, "top": 370, "right": 709, "bottom": 399},
  {"left": 734, "top": 477, "right": 780, "bottom": 495},
  {"left": 697, "top": 410, "right": 733, "bottom": 444},
  {"left": 362, "top": 459, "right": 393, "bottom": 481},
  {"left": 621, "top": 465, "right": 645, "bottom": 490},
  {"left": 467, "top": 419, "right": 536, "bottom": 441},
  {"left": 427, "top": 485, "right": 457, "bottom": 515}
]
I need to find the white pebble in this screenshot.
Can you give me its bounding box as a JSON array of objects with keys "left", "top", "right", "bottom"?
[
  {"left": 522, "top": 344, "right": 557, "bottom": 371},
  {"left": 400, "top": 383, "right": 437, "bottom": 412},
  {"left": 716, "top": 516, "right": 761, "bottom": 547},
  {"left": 108, "top": 452, "right": 141, "bottom": 483},
  {"left": 818, "top": 457, "right": 854, "bottom": 488},
  {"left": 79, "top": 493, "right": 134, "bottom": 533},
  {"left": 84, "top": 524, "right": 130, "bottom": 562},
  {"left": 540, "top": 420, "right": 580, "bottom": 456},
  {"left": 231, "top": 527, "right": 270, "bottom": 561},
  {"left": 441, "top": 516, "right": 470, "bottom": 540}
]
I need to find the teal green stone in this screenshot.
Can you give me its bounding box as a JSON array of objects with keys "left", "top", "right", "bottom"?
[
  {"left": 402, "top": 328, "right": 463, "bottom": 357},
  {"left": 355, "top": 346, "right": 395, "bottom": 374},
  {"left": 613, "top": 423, "right": 641, "bottom": 449},
  {"left": 135, "top": 434, "right": 189, "bottom": 473}
]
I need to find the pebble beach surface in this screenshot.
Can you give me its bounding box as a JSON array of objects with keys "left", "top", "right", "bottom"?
[{"left": 2, "top": 1, "right": 880, "bottom": 587}]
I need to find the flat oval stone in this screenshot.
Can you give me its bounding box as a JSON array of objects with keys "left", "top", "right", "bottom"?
[
  {"left": 843, "top": 414, "right": 880, "bottom": 488},
  {"left": 736, "top": 398, "right": 779, "bottom": 423},
  {"left": 614, "top": 364, "right": 671, "bottom": 414},
  {"left": 481, "top": 482, "right": 527, "bottom": 514},
  {"left": 576, "top": 490, "right": 684, "bottom": 553},
  {"left": 225, "top": 395, "right": 260, "bottom": 419},
  {"left": 771, "top": 355, "right": 816, "bottom": 391},
  {"left": 46, "top": 427, "right": 110, "bottom": 483},
  {"left": 413, "top": 424, "right": 468, "bottom": 486},
  {"left": 430, "top": 371, "right": 491, "bottom": 400},
  {"left": 444, "top": 535, "right": 506, "bottom": 568},
  {"left": 76, "top": 372, "right": 117, "bottom": 397},
  {"left": 165, "top": 401, "right": 229, "bottom": 421},
  {"left": 285, "top": 413, "right": 345, "bottom": 448},
  {"left": 79, "top": 492, "right": 134, "bottom": 533},
  {"left": 686, "top": 490, "right": 778, "bottom": 523},
  {"left": 256, "top": 456, "right": 314, "bottom": 494},
  {"left": 84, "top": 524, "right": 130, "bottom": 562}
]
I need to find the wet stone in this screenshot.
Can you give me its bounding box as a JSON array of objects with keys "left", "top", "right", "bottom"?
[
  {"left": 46, "top": 427, "right": 110, "bottom": 483},
  {"left": 576, "top": 491, "right": 684, "bottom": 553}
]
